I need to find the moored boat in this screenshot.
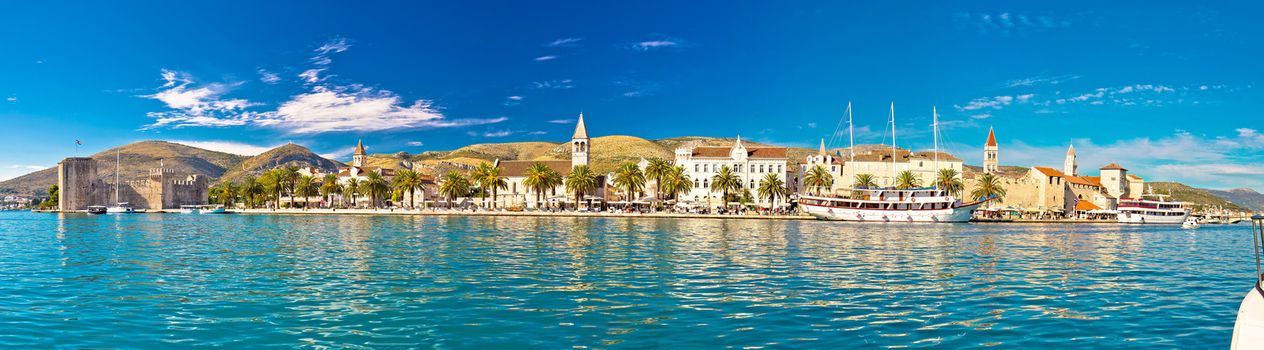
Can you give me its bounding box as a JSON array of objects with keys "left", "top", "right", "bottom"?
[
  {"left": 800, "top": 188, "right": 988, "bottom": 222},
  {"left": 1116, "top": 193, "right": 1190, "bottom": 225},
  {"left": 87, "top": 206, "right": 107, "bottom": 214},
  {"left": 1231, "top": 215, "right": 1264, "bottom": 348},
  {"left": 178, "top": 205, "right": 226, "bottom": 214}
]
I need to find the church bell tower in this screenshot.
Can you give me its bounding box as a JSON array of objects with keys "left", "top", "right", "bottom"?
[{"left": 571, "top": 113, "right": 589, "bottom": 168}]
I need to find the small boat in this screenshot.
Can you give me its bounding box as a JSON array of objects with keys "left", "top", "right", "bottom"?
[
  {"left": 106, "top": 202, "right": 135, "bottom": 214},
  {"left": 87, "top": 206, "right": 107, "bottom": 214},
  {"left": 1232, "top": 215, "right": 1264, "bottom": 348},
  {"left": 1182, "top": 216, "right": 1200, "bottom": 229}
]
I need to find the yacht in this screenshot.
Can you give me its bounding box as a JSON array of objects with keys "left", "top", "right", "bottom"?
[
  {"left": 87, "top": 206, "right": 107, "bottom": 215},
  {"left": 1182, "top": 216, "right": 1200, "bottom": 229},
  {"left": 1231, "top": 215, "right": 1264, "bottom": 348},
  {"left": 1116, "top": 193, "right": 1190, "bottom": 225},
  {"left": 105, "top": 150, "right": 134, "bottom": 214},
  {"left": 178, "top": 205, "right": 226, "bottom": 214},
  {"left": 799, "top": 103, "right": 989, "bottom": 223}
]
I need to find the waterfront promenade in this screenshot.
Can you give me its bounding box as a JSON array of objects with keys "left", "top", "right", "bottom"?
[{"left": 230, "top": 208, "right": 813, "bottom": 221}]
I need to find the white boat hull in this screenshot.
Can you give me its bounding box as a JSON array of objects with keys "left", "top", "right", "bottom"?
[
  {"left": 801, "top": 201, "right": 984, "bottom": 223},
  {"left": 1117, "top": 211, "right": 1188, "bottom": 224},
  {"left": 105, "top": 207, "right": 133, "bottom": 214},
  {"left": 1233, "top": 283, "right": 1264, "bottom": 349}
]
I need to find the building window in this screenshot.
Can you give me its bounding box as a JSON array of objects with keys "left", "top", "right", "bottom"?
[{"left": 694, "top": 164, "right": 699, "bottom": 172}]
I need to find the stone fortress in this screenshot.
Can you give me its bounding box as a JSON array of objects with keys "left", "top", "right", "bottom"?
[{"left": 57, "top": 157, "right": 209, "bottom": 211}]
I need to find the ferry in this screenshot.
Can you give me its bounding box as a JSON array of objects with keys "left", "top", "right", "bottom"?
[
  {"left": 178, "top": 205, "right": 226, "bottom": 214},
  {"left": 1116, "top": 194, "right": 1190, "bottom": 225},
  {"left": 800, "top": 188, "right": 989, "bottom": 222}
]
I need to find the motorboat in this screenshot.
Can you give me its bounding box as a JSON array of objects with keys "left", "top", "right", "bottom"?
[
  {"left": 178, "top": 205, "right": 226, "bottom": 214},
  {"left": 106, "top": 202, "right": 134, "bottom": 214},
  {"left": 1182, "top": 216, "right": 1200, "bottom": 229},
  {"left": 87, "top": 206, "right": 107, "bottom": 215},
  {"left": 1231, "top": 215, "right": 1264, "bottom": 348}
]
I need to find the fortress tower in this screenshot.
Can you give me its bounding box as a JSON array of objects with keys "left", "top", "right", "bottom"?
[{"left": 57, "top": 157, "right": 102, "bottom": 211}]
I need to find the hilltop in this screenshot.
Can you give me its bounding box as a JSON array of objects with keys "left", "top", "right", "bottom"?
[
  {"left": 1204, "top": 188, "right": 1264, "bottom": 212},
  {"left": 0, "top": 141, "right": 247, "bottom": 196},
  {"left": 1147, "top": 182, "right": 1249, "bottom": 212},
  {"left": 217, "top": 144, "right": 342, "bottom": 184}
]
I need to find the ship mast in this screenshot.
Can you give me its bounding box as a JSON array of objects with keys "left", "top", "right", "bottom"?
[
  {"left": 114, "top": 149, "right": 120, "bottom": 205},
  {"left": 933, "top": 106, "right": 939, "bottom": 179},
  {"left": 848, "top": 102, "right": 855, "bottom": 185},
  {"left": 890, "top": 102, "right": 896, "bottom": 187}
]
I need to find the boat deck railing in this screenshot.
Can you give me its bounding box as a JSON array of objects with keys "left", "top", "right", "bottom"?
[{"left": 1251, "top": 215, "right": 1264, "bottom": 283}]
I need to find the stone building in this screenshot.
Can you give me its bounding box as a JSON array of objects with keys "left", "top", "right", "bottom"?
[
  {"left": 795, "top": 140, "right": 963, "bottom": 194},
  {"left": 674, "top": 137, "right": 788, "bottom": 207},
  {"left": 492, "top": 113, "right": 605, "bottom": 208},
  {"left": 57, "top": 157, "right": 208, "bottom": 211}
]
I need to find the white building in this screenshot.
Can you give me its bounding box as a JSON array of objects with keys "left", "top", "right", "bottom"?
[
  {"left": 673, "top": 137, "right": 788, "bottom": 207},
  {"left": 492, "top": 113, "right": 603, "bottom": 208}
]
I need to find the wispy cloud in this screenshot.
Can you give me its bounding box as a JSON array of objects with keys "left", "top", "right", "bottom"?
[
  {"left": 143, "top": 38, "right": 506, "bottom": 133},
  {"left": 5, "top": 97, "right": 15, "bottom": 102},
  {"left": 534, "top": 55, "right": 557, "bottom": 61},
  {"left": 8, "top": 164, "right": 46, "bottom": 170},
  {"left": 1004, "top": 74, "right": 1081, "bottom": 88},
  {"left": 504, "top": 95, "right": 524, "bottom": 106},
  {"left": 527, "top": 131, "right": 547, "bottom": 135},
  {"left": 407, "top": 141, "right": 424, "bottom": 147},
  {"left": 170, "top": 140, "right": 279, "bottom": 156},
  {"left": 547, "top": 119, "right": 575, "bottom": 124},
  {"left": 546, "top": 37, "right": 583, "bottom": 47},
  {"left": 533, "top": 79, "right": 574, "bottom": 89},
  {"left": 954, "top": 12, "right": 1072, "bottom": 36},
  {"left": 956, "top": 95, "right": 1016, "bottom": 111},
  {"left": 468, "top": 130, "right": 513, "bottom": 138},
  {"left": 632, "top": 39, "right": 682, "bottom": 51},
  {"left": 299, "top": 37, "right": 350, "bottom": 84},
  {"left": 320, "top": 146, "right": 357, "bottom": 160},
  {"left": 258, "top": 69, "right": 281, "bottom": 84}
]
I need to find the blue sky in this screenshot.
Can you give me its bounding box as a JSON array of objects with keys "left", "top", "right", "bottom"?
[{"left": 1, "top": 1, "right": 1261, "bottom": 190}]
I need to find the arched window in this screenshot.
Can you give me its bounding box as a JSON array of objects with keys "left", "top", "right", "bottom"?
[
  {"left": 694, "top": 179, "right": 700, "bottom": 188},
  {"left": 703, "top": 179, "right": 709, "bottom": 188}
]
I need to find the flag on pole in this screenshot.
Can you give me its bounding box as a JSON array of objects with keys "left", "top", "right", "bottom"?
[{"left": 75, "top": 139, "right": 82, "bottom": 145}]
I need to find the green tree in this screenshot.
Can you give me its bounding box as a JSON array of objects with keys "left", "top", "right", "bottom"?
[
  {"left": 935, "top": 168, "right": 964, "bottom": 198},
  {"left": 260, "top": 170, "right": 285, "bottom": 209},
  {"left": 523, "top": 162, "right": 561, "bottom": 209},
  {"left": 971, "top": 173, "right": 1007, "bottom": 205},
  {"left": 803, "top": 165, "right": 834, "bottom": 195},
  {"left": 345, "top": 178, "right": 361, "bottom": 208},
  {"left": 757, "top": 173, "right": 787, "bottom": 208},
  {"left": 658, "top": 165, "right": 692, "bottom": 202},
  {"left": 895, "top": 170, "right": 922, "bottom": 189},
  {"left": 471, "top": 163, "right": 507, "bottom": 209},
  {"left": 363, "top": 171, "right": 390, "bottom": 208},
  {"left": 643, "top": 158, "right": 672, "bottom": 199},
  {"left": 565, "top": 165, "right": 599, "bottom": 210},
  {"left": 710, "top": 165, "right": 742, "bottom": 206},
  {"left": 217, "top": 182, "right": 238, "bottom": 207},
  {"left": 44, "top": 185, "right": 59, "bottom": 209},
  {"left": 438, "top": 171, "right": 470, "bottom": 207},
  {"left": 295, "top": 175, "right": 318, "bottom": 209},
  {"left": 393, "top": 169, "right": 426, "bottom": 209},
  {"left": 282, "top": 166, "right": 300, "bottom": 208},
  {"left": 242, "top": 175, "right": 263, "bottom": 209},
  {"left": 320, "top": 173, "right": 342, "bottom": 208},
  {"left": 854, "top": 173, "right": 877, "bottom": 188},
  {"left": 612, "top": 162, "right": 646, "bottom": 207}
]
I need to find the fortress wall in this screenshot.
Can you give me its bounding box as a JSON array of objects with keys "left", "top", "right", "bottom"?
[{"left": 58, "top": 158, "right": 103, "bottom": 211}]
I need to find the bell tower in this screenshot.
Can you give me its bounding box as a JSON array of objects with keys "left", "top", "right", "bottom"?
[
  {"left": 983, "top": 127, "right": 999, "bottom": 174},
  {"left": 353, "top": 140, "right": 367, "bottom": 167},
  {"left": 1064, "top": 144, "right": 1078, "bottom": 176},
  {"left": 571, "top": 113, "right": 589, "bottom": 168}
]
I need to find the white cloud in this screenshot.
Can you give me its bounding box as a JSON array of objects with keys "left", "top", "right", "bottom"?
[
  {"left": 527, "top": 131, "right": 547, "bottom": 135},
  {"left": 547, "top": 119, "right": 574, "bottom": 124},
  {"left": 632, "top": 40, "right": 680, "bottom": 51},
  {"left": 956, "top": 95, "right": 1019, "bottom": 111},
  {"left": 533, "top": 79, "right": 574, "bottom": 89},
  {"left": 263, "top": 86, "right": 507, "bottom": 134},
  {"left": 547, "top": 37, "right": 583, "bottom": 47},
  {"left": 407, "top": 141, "right": 424, "bottom": 147},
  {"left": 315, "top": 37, "right": 350, "bottom": 55},
  {"left": 969, "top": 113, "right": 993, "bottom": 120},
  {"left": 258, "top": 69, "right": 281, "bottom": 84},
  {"left": 170, "top": 140, "right": 279, "bottom": 156},
  {"left": 299, "top": 69, "right": 324, "bottom": 83},
  {"left": 534, "top": 55, "right": 557, "bottom": 61},
  {"left": 320, "top": 146, "right": 357, "bottom": 160},
  {"left": 956, "top": 12, "right": 1071, "bottom": 35},
  {"left": 5, "top": 97, "right": 15, "bottom": 102},
  {"left": 504, "top": 95, "right": 524, "bottom": 106},
  {"left": 8, "top": 164, "right": 46, "bottom": 170},
  {"left": 468, "top": 130, "right": 513, "bottom": 138},
  {"left": 1004, "top": 75, "right": 1081, "bottom": 88},
  {"left": 140, "top": 69, "right": 257, "bottom": 129}
]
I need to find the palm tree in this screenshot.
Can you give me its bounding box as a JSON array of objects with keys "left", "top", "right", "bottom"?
[
  {"left": 320, "top": 173, "right": 342, "bottom": 208},
  {"left": 658, "top": 165, "right": 692, "bottom": 202},
  {"left": 438, "top": 171, "right": 470, "bottom": 207},
  {"left": 757, "top": 173, "right": 787, "bottom": 208},
  {"left": 643, "top": 158, "right": 672, "bottom": 199},
  {"left": 471, "top": 163, "right": 508, "bottom": 209},
  {"left": 854, "top": 173, "right": 878, "bottom": 188},
  {"left": 612, "top": 162, "right": 646, "bottom": 207},
  {"left": 803, "top": 165, "right": 834, "bottom": 195},
  {"left": 260, "top": 169, "right": 285, "bottom": 209},
  {"left": 295, "top": 175, "right": 318, "bottom": 208},
  {"left": 565, "top": 165, "right": 599, "bottom": 210},
  {"left": 393, "top": 169, "right": 425, "bottom": 209},
  {"left": 935, "top": 168, "right": 964, "bottom": 198},
  {"left": 364, "top": 171, "right": 390, "bottom": 208},
  {"left": 219, "top": 182, "right": 238, "bottom": 207},
  {"left": 523, "top": 162, "right": 554, "bottom": 209},
  {"left": 345, "top": 178, "right": 361, "bottom": 208},
  {"left": 971, "top": 173, "right": 1007, "bottom": 205},
  {"left": 895, "top": 170, "right": 922, "bottom": 189},
  {"left": 242, "top": 175, "right": 263, "bottom": 209},
  {"left": 282, "top": 166, "right": 300, "bottom": 208},
  {"left": 710, "top": 165, "right": 742, "bottom": 206}
]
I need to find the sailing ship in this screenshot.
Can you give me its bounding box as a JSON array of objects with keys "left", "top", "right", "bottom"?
[
  {"left": 799, "top": 103, "right": 989, "bottom": 223},
  {"left": 105, "top": 150, "right": 134, "bottom": 214}
]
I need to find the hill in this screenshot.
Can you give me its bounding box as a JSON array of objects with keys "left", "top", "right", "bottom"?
[
  {"left": 1205, "top": 188, "right": 1264, "bottom": 212},
  {"left": 0, "top": 141, "right": 247, "bottom": 197},
  {"left": 1149, "top": 182, "right": 1249, "bottom": 212},
  {"left": 216, "top": 144, "right": 341, "bottom": 184}
]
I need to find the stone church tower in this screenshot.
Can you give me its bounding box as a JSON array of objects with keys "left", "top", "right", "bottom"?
[
  {"left": 983, "top": 127, "right": 999, "bottom": 174},
  {"left": 571, "top": 113, "right": 589, "bottom": 168},
  {"left": 1064, "top": 144, "right": 1078, "bottom": 176},
  {"left": 353, "top": 140, "right": 367, "bottom": 167}
]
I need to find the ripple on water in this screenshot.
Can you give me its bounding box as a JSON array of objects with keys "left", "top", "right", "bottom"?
[{"left": 0, "top": 212, "right": 1250, "bottom": 348}]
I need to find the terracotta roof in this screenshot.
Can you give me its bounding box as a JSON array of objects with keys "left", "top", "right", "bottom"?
[
  {"left": 909, "top": 151, "right": 963, "bottom": 162},
  {"left": 690, "top": 146, "right": 787, "bottom": 159},
  {"left": 1126, "top": 174, "right": 1143, "bottom": 180},
  {"left": 354, "top": 140, "right": 366, "bottom": 155},
  {"left": 1033, "top": 166, "right": 1065, "bottom": 177},
  {"left": 1084, "top": 176, "right": 1103, "bottom": 186},
  {"left": 338, "top": 166, "right": 395, "bottom": 177},
  {"left": 1066, "top": 176, "right": 1101, "bottom": 187},
  {"left": 985, "top": 127, "right": 997, "bottom": 147},
  {"left": 1100, "top": 163, "right": 1127, "bottom": 171},
  {"left": 851, "top": 149, "right": 912, "bottom": 162},
  {"left": 572, "top": 113, "right": 588, "bottom": 139},
  {"left": 496, "top": 160, "right": 573, "bottom": 177},
  {"left": 1075, "top": 200, "right": 1103, "bottom": 211}
]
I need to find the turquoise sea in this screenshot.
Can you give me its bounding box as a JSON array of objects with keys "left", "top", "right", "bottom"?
[{"left": 0, "top": 211, "right": 1251, "bottom": 348}]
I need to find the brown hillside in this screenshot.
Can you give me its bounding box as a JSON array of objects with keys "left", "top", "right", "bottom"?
[{"left": 0, "top": 141, "right": 247, "bottom": 196}]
